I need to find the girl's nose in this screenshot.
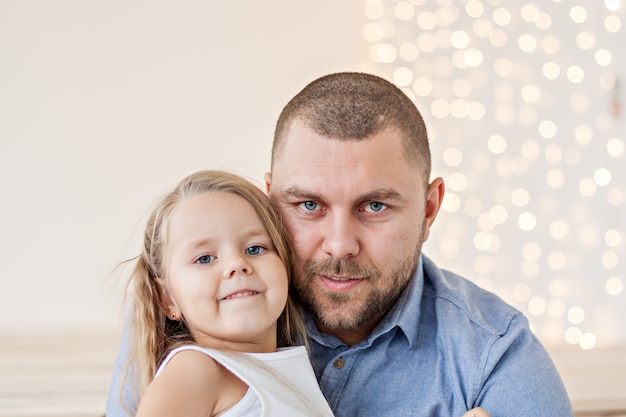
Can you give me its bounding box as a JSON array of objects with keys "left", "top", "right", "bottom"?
[{"left": 225, "top": 254, "right": 252, "bottom": 278}]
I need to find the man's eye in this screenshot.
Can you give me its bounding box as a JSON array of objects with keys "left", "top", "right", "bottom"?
[
  {"left": 245, "top": 245, "right": 265, "bottom": 256},
  {"left": 364, "top": 201, "right": 387, "bottom": 213},
  {"left": 196, "top": 255, "right": 215, "bottom": 264},
  {"left": 299, "top": 201, "right": 319, "bottom": 211}
]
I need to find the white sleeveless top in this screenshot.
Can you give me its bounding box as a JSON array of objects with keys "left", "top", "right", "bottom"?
[{"left": 156, "top": 345, "right": 334, "bottom": 417}]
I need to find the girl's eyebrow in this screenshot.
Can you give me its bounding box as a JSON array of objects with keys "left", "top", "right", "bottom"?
[
  {"left": 182, "top": 228, "right": 269, "bottom": 252},
  {"left": 184, "top": 238, "right": 214, "bottom": 252},
  {"left": 240, "top": 228, "right": 271, "bottom": 240}
]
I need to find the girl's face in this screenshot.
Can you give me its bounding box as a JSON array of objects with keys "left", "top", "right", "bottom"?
[{"left": 160, "top": 191, "right": 289, "bottom": 352}]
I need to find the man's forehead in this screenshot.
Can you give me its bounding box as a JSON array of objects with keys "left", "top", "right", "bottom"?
[
  {"left": 269, "top": 158, "right": 415, "bottom": 203},
  {"left": 269, "top": 121, "right": 423, "bottom": 195},
  {"left": 272, "top": 135, "right": 408, "bottom": 172}
]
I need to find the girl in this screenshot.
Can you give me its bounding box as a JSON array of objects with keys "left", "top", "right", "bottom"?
[{"left": 123, "top": 170, "right": 334, "bottom": 416}]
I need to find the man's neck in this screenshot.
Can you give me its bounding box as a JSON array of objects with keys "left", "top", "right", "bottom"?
[{"left": 317, "top": 321, "right": 378, "bottom": 347}]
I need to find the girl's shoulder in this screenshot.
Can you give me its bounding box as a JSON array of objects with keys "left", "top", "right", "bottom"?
[
  {"left": 161, "top": 347, "right": 224, "bottom": 382},
  {"left": 136, "top": 347, "right": 247, "bottom": 417}
]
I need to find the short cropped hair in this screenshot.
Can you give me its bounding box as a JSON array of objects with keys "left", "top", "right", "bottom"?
[{"left": 272, "top": 72, "right": 431, "bottom": 183}]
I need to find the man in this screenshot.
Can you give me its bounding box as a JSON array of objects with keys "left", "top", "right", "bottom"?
[{"left": 107, "top": 72, "right": 573, "bottom": 416}]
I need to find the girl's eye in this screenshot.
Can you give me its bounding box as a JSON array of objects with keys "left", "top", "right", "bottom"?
[
  {"left": 196, "top": 255, "right": 215, "bottom": 264},
  {"left": 364, "top": 201, "right": 387, "bottom": 213},
  {"left": 299, "top": 201, "right": 319, "bottom": 211},
  {"left": 245, "top": 245, "right": 265, "bottom": 256}
]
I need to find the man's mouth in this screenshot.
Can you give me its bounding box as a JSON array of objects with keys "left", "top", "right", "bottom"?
[
  {"left": 324, "top": 275, "right": 360, "bottom": 281},
  {"left": 319, "top": 275, "right": 363, "bottom": 292}
]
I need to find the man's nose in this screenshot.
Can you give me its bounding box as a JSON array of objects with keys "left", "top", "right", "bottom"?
[{"left": 320, "top": 212, "right": 360, "bottom": 259}]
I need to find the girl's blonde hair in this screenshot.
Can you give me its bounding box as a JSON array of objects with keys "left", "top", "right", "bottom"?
[{"left": 121, "top": 170, "right": 305, "bottom": 408}]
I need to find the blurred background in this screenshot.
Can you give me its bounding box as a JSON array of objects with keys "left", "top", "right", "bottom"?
[
  {"left": 365, "top": 0, "right": 626, "bottom": 350},
  {"left": 1, "top": 0, "right": 623, "bottom": 349},
  {"left": 0, "top": 0, "right": 625, "bottom": 415}
]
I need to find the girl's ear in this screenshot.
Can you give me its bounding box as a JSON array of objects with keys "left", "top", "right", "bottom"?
[
  {"left": 264, "top": 171, "right": 272, "bottom": 193},
  {"left": 155, "top": 277, "right": 179, "bottom": 320}
]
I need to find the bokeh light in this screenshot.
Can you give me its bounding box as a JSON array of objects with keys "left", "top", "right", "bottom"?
[{"left": 365, "top": 0, "right": 626, "bottom": 349}]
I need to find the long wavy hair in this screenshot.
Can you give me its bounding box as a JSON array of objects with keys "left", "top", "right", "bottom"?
[{"left": 120, "top": 170, "right": 305, "bottom": 410}]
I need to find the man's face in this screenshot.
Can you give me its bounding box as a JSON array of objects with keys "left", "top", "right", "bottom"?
[{"left": 266, "top": 120, "right": 442, "bottom": 340}]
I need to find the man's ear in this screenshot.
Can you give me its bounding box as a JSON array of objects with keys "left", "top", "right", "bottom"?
[
  {"left": 422, "top": 177, "right": 445, "bottom": 242},
  {"left": 264, "top": 172, "right": 272, "bottom": 194}
]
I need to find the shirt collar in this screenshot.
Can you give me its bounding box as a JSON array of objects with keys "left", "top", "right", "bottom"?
[
  {"left": 305, "top": 255, "right": 425, "bottom": 349},
  {"left": 370, "top": 254, "right": 424, "bottom": 348}
]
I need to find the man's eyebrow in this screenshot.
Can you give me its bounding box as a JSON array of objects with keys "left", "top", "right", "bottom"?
[
  {"left": 358, "top": 189, "right": 403, "bottom": 202},
  {"left": 280, "top": 186, "right": 402, "bottom": 202},
  {"left": 280, "top": 186, "right": 321, "bottom": 200}
]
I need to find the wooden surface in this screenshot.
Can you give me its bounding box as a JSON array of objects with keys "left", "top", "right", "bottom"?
[
  {"left": 0, "top": 332, "right": 119, "bottom": 417},
  {"left": 0, "top": 331, "right": 624, "bottom": 417},
  {"left": 548, "top": 346, "right": 626, "bottom": 416}
]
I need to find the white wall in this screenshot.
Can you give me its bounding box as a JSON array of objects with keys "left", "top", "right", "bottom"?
[{"left": 0, "top": 0, "right": 370, "bottom": 333}]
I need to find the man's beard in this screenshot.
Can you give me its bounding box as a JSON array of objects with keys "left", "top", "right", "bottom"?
[{"left": 292, "top": 244, "right": 422, "bottom": 332}]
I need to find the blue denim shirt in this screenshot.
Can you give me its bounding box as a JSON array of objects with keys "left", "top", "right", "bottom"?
[
  {"left": 106, "top": 255, "right": 574, "bottom": 417},
  {"left": 306, "top": 255, "right": 574, "bottom": 417}
]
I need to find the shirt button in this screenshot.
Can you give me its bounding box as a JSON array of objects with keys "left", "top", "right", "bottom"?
[{"left": 333, "top": 358, "right": 345, "bottom": 369}]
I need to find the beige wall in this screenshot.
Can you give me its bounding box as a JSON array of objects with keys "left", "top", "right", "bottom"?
[
  {"left": 0, "top": 1, "right": 370, "bottom": 333},
  {"left": 2, "top": 1, "right": 625, "bottom": 348}
]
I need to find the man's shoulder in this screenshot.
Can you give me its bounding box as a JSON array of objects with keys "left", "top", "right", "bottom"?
[{"left": 421, "top": 256, "right": 523, "bottom": 338}]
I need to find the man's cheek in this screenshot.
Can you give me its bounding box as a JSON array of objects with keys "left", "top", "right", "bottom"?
[{"left": 292, "top": 234, "right": 319, "bottom": 268}]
